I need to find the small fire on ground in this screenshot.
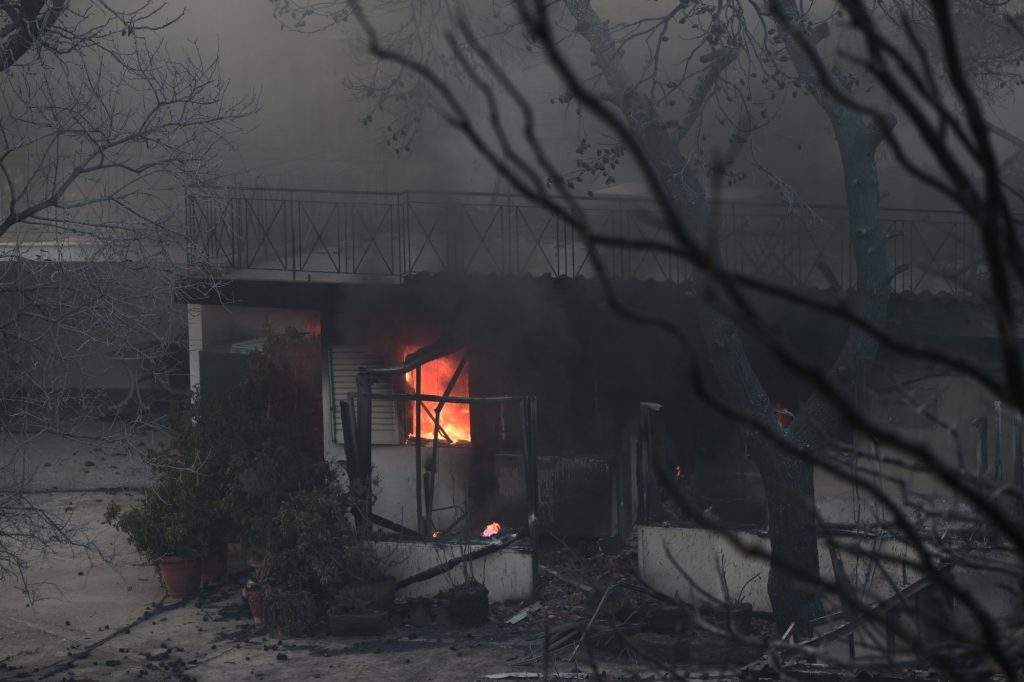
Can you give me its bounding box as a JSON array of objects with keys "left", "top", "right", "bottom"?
[{"left": 481, "top": 522, "right": 502, "bottom": 538}]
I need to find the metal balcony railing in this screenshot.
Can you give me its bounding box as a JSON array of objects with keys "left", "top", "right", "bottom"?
[{"left": 186, "top": 186, "right": 994, "bottom": 295}]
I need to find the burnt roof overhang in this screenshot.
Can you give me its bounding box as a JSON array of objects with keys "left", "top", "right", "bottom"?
[{"left": 175, "top": 272, "right": 1013, "bottom": 343}]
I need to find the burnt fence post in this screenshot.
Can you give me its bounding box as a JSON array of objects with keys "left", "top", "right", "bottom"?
[
  {"left": 521, "top": 396, "right": 541, "bottom": 598},
  {"left": 354, "top": 372, "right": 375, "bottom": 535}
]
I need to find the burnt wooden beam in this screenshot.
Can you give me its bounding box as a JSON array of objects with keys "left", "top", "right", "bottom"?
[
  {"left": 370, "top": 513, "right": 422, "bottom": 538},
  {"left": 393, "top": 528, "right": 526, "bottom": 589},
  {"left": 360, "top": 336, "right": 464, "bottom": 378}
]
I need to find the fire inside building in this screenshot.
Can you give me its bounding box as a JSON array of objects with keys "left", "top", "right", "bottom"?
[{"left": 182, "top": 186, "right": 1014, "bottom": 617}]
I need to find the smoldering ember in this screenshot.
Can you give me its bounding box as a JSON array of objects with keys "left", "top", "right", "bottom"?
[{"left": 4, "top": 2, "right": 1024, "bottom": 682}]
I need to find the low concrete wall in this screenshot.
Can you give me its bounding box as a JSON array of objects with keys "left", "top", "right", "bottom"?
[
  {"left": 638, "top": 526, "right": 921, "bottom": 613},
  {"left": 639, "top": 526, "right": 772, "bottom": 611},
  {"left": 638, "top": 525, "right": 1020, "bottom": 635},
  {"left": 373, "top": 539, "right": 533, "bottom": 603}
]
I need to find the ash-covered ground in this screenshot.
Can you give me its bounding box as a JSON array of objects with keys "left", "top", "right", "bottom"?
[{"left": 0, "top": 424, "right": 763, "bottom": 681}]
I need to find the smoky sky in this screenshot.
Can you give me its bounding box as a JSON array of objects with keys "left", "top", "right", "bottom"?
[{"left": 162, "top": 0, "right": 1024, "bottom": 210}]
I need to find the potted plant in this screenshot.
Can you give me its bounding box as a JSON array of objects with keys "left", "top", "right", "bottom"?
[
  {"left": 255, "top": 480, "right": 356, "bottom": 593},
  {"left": 105, "top": 473, "right": 226, "bottom": 599},
  {"left": 252, "top": 474, "right": 398, "bottom": 636}
]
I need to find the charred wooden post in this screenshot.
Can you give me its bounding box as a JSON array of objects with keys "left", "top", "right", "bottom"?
[
  {"left": 636, "top": 403, "right": 662, "bottom": 526},
  {"left": 424, "top": 351, "right": 469, "bottom": 527},
  {"left": 636, "top": 415, "right": 648, "bottom": 526},
  {"left": 520, "top": 396, "right": 540, "bottom": 598},
  {"left": 996, "top": 401, "right": 1004, "bottom": 482},
  {"left": 974, "top": 413, "right": 989, "bottom": 476},
  {"left": 415, "top": 366, "right": 423, "bottom": 534},
  {"left": 1015, "top": 411, "right": 1024, "bottom": 519},
  {"left": 615, "top": 429, "right": 628, "bottom": 539},
  {"left": 354, "top": 372, "right": 375, "bottom": 533}
]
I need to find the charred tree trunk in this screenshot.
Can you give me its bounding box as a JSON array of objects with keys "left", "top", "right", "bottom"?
[
  {"left": 758, "top": 441, "right": 823, "bottom": 635},
  {"left": 699, "top": 297, "right": 825, "bottom": 634},
  {"left": 565, "top": 0, "right": 892, "bottom": 634}
]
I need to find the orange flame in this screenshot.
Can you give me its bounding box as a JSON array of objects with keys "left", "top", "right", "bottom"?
[
  {"left": 481, "top": 522, "right": 502, "bottom": 538},
  {"left": 404, "top": 349, "right": 472, "bottom": 443},
  {"left": 431, "top": 531, "right": 440, "bottom": 539},
  {"left": 674, "top": 465, "right": 683, "bottom": 478}
]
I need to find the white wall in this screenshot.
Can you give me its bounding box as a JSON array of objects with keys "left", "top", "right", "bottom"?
[
  {"left": 638, "top": 526, "right": 922, "bottom": 613},
  {"left": 369, "top": 445, "right": 475, "bottom": 534},
  {"left": 637, "top": 525, "right": 1019, "bottom": 634},
  {"left": 373, "top": 539, "right": 533, "bottom": 603},
  {"left": 816, "top": 373, "right": 1013, "bottom": 526}
]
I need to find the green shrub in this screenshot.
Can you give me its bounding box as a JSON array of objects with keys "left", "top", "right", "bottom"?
[
  {"left": 257, "top": 475, "right": 356, "bottom": 592},
  {"left": 105, "top": 472, "right": 225, "bottom": 561},
  {"left": 108, "top": 329, "right": 384, "bottom": 589}
]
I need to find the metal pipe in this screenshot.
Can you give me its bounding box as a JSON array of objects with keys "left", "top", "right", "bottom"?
[{"left": 415, "top": 367, "right": 423, "bottom": 534}]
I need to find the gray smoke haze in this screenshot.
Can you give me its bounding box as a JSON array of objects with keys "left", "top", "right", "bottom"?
[{"left": 158, "top": 0, "right": 1024, "bottom": 209}]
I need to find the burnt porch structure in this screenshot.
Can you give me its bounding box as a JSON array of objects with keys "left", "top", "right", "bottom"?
[
  {"left": 182, "top": 186, "right": 1003, "bottom": 540},
  {"left": 186, "top": 186, "right": 988, "bottom": 295}
]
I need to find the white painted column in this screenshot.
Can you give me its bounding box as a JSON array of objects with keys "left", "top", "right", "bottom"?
[{"left": 187, "top": 303, "right": 203, "bottom": 397}]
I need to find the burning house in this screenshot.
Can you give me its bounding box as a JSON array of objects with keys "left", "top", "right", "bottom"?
[{"left": 182, "top": 186, "right": 1014, "bottom": 617}]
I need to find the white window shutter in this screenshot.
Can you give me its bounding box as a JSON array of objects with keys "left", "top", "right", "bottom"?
[{"left": 330, "top": 346, "right": 401, "bottom": 445}]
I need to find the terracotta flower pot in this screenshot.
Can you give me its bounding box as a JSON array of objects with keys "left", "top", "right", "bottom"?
[
  {"left": 158, "top": 556, "right": 202, "bottom": 599},
  {"left": 243, "top": 584, "right": 266, "bottom": 626},
  {"left": 201, "top": 546, "right": 228, "bottom": 586}
]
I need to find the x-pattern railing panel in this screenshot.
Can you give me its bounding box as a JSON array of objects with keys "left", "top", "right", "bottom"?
[
  {"left": 405, "top": 201, "right": 453, "bottom": 273},
  {"left": 241, "top": 198, "right": 289, "bottom": 270},
  {"left": 187, "top": 195, "right": 237, "bottom": 268},
  {"left": 514, "top": 205, "right": 561, "bottom": 276},
  {"left": 186, "top": 187, "right": 998, "bottom": 294},
  {"left": 719, "top": 208, "right": 849, "bottom": 290},
  {"left": 350, "top": 203, "right": 397, "bottom": 275},
  {"left": 297, "top": 200, "right": 342, "bottom": 273}
]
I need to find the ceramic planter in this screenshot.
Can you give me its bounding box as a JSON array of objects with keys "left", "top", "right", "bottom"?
[
  {"left": 158, "top": 556, "right": 202, "bottom": 599},
  {"left": 242, "top": 584, "right": 266, "bottom": 626}
]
